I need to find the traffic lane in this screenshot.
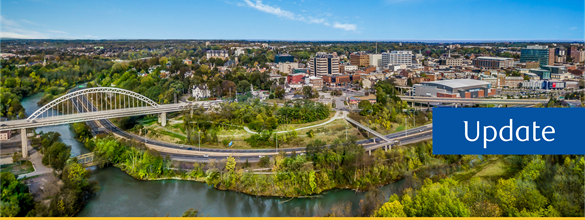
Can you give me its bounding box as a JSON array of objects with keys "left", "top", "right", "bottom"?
[
  {"left": 357, "top": 124, "right": 432, "bottom": 144},
  {"left": 106, "top": 116, "right": 432, "bottom": 153}
]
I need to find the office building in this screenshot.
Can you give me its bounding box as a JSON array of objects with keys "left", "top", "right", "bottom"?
[
  {"left": 340, "top": 64, "right": 358, "bottom": 73},
  {"left": 529, "top": 69, "right": 551, "bottom": 80},
  {"left": 350, "top": 52, "right": 369, "bottom": 67},
  {"left": 541, "top": 65, "right": 568, "bottom": 74},
  {"left": 439, "top": 58, "right": 463, "bottom": 66},
  {"left": 520, "top": 45, "right": 553, "bottom": 66},
  {"left": 382, "top": 50, "right": 413, "bottom": 67},
  {"left": 369, "top": 54, "right": 382, "bottom": 67},
  {"left": 573, "top": 50, "right": 585, "bottom": 62},
  {"left": 206, "top": 50, "right": 229, "bottom": 60},
  {"left": 275, "top": 54, "right": 294, "bottom": 63},
  {"left": 278, "top": 62, "right": 299, "bottom": 74},
  {"left": 309, "top": 52, "right": 340, "bottom": 76},
  {"left": 473, "top": 57, "right": 514, "bottom": 69},
  {"left": 504, "top": 77, "right": 523, "bottom": 88}
]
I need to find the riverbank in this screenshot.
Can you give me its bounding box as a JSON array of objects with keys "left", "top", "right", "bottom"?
[{"left": 91, "top": 136, "right": 471, "bottom": 200}]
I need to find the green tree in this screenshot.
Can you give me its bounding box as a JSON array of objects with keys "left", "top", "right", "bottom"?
[
  {"left": 0, "top": 172, "right": 34, "bottom": 217},
  {"left": 225, "top": 155, "right": 236, "bottom": 172}
]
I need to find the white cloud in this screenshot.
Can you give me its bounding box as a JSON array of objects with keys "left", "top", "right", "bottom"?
[
  {"left": 20, "top": 19, "right": 38, "bottom": 25},
  {"left": 0, "top": 16, "right": 20, "bottom": 27},
  {"left": 333, "top": 22, "right": 356, "bottom": 31},
  {"left": 0, "top": 16, "right": 74, "bottom": 39},
  {"left": 243, "top": 0, "right": 295, "bottom": 20},
  {"left": 241, "top": 0, "right": 357, "bottom": 31},
  {"left": 48, "top": 30, "right": 68, "bottom": 34}
]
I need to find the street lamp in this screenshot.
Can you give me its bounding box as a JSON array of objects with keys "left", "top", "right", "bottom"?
[
  {"left": 275, "top": 133, "right": 278, "bottom": 153},
  {"left": 405, "top": 118, "right": 407, "bottom": 137},
  {"left": 198, "top": 130, "right": 201, "bottom": 151},
  {"left": 143, "top": 127, "right": 147, "bottom": 144}
]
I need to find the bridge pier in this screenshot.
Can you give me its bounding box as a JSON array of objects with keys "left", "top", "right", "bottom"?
[
  {"left": 21, "top": 128, "right": 28, "bottom": 159},
  {"left": 368, "top": 150, "right": 371, "bottom": 156},
  {"left": 159, "top": 112, "right": 167, "bottom": 126}
]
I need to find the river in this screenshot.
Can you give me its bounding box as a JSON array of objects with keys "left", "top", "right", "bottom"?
[{"left": 21, "top": 92, "right": 404, "bottom": 217}]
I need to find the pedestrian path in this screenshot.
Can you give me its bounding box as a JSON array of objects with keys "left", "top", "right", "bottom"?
[
  {"left": 243, "top": 111, "right": 344, "bottom": 134},
  {"left": 17, "top": 139, "right": 53, "bottom": 179}
]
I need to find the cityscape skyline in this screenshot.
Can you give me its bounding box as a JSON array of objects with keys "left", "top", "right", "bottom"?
[{"left": 1, "top": 0, "right": 583, "bottom": 40}]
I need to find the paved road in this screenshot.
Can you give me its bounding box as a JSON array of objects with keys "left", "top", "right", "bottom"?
[
  {"left": 72, "top": 89, "right": 433, "bottom": 161},
  {"left": 16, "top": 133, "right": 53, "bottom": 179}
]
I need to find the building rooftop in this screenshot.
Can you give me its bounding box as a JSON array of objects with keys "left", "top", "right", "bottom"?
[
  {"left": 423, "top": 79, "right": 491, "bottom": 88},
  {"left": 476, "top": 56, "right": 513, "bottom": 61}
]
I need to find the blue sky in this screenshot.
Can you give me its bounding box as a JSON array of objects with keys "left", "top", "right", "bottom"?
[{"left": 1, "top": 0, "right": 583, "bottom": 40}]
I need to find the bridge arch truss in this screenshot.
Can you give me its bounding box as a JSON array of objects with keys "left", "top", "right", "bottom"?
[{"left": 27, "top": 87, "right": 159, "bottom": 122}]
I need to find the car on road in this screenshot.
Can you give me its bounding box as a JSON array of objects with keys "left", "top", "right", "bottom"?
[
  {"left": 188, "top": 147, "right": 192, "bottom": 150},
  {"left": 420, "top": 129, "right": 424, "bottom": 132},
  {"left": 180, "top": 145, "right": 184, "bottom": 148},
  {"left": 145, "top": 140, "right": 148, "bottom": 143},
  {"left": 259, "top": 155, "right": 265, "bottom": 158},
  {"left": 203, "top": 154, "right": 209, "bottom": 158}
]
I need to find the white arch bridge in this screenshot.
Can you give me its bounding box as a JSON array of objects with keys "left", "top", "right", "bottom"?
[{"left": 0, "top": 87, "right": 221, "bottom": 158}]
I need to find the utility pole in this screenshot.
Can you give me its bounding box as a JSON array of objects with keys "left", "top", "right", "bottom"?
[
  {"left": 198, "top": 130, "right": 201, "bottom": 151},
  {"left": 405, "top": 118, "right": 407, "bottom": 137},
  {"left": 275, "top": 133, "right": 278, "bottom": 153}
]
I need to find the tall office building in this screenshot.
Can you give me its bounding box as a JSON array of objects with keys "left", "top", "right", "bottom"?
[
  {"left": 473, "top": 57, "right": 515, "bottom": 69},
  {"left": 520, "top": 45, "right": 553, "bottom": 66},
  {"left": 350, "top": 52, "right": 369, "bottom": 67},
  {"left": 369, "top": 54, "right": 382, "bottom": 67},
  {"left": 309, "top": 52, "right": 340, "bottom": 76},
  {"left": 382, "top": 50, "right": 413, "bottom": 67},
  {"left": 275, "top": 54, "right": 294, "bottom": 63}
]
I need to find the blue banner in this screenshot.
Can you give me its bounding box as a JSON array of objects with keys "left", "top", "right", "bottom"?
[{"left": 433, "top": 108, "right": 585, "bottom": 155}]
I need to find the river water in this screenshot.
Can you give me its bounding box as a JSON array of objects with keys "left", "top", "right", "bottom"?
[{"left": 21, "top": 92, "right": 404, "bottom": 217}]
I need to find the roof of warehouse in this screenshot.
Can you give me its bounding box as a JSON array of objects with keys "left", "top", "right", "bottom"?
[{"left": 422, "top": 79, "right": 491, "bottom": 88}]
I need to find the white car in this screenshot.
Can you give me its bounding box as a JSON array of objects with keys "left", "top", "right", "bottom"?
[
  {"left": 259, "top": 155, "right": 265, "bottom": 158},
  {"left": 180, "top": 145, "right": 184, "bottom": 148},
  {"left": 203, "top": 154, "right": 209, "bottom": 158}
]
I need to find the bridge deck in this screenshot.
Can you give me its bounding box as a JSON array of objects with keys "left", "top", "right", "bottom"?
[{"left": 344, "top": 117, "right": 391, "bottom": 143}]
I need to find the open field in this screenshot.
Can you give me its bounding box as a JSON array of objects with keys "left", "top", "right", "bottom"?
[{"left": 1, "top": 161, "right": 34, "bottom": 176}]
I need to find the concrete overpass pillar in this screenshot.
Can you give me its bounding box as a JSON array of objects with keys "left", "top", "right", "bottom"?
[
  {"left": 372, "top": 138, "right": 376, "bottom": 143},
  {"left": 160, "top": 112, "right": 167, "bottom": 127},
  {"left": 368, "top": 150, "right": 371, "bottom": 156},
  {"left": 20, "top": 128, "right": 28, "bottom": 159}
]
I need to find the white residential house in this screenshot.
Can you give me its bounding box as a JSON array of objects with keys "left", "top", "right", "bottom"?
[
  {"left": 250, "top": 84, "right": 268, "bottom": 100},
  {"left": 192, "top": 84, "right": 211, "bottom": 100}
]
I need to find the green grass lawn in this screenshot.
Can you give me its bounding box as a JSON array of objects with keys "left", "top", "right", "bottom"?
[
  {"left": 394, "top": 125, "right": 405, "bottom": 132},
  {"left": 473, "top": 159, "right": 506, "bottom": 177},
  {"left": 451, "top": 156, "right": 517, "bottom": 182},
  {"left": 1, "top": 161, "right": 34, "bottom": 176},
  {"left": 156, "top": 130, "right": 187, "bottom": 142}
]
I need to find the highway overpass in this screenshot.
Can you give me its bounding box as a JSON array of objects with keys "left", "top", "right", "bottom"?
[{"left": 398, "top": 96, "right": 550, "bottom": 105}]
